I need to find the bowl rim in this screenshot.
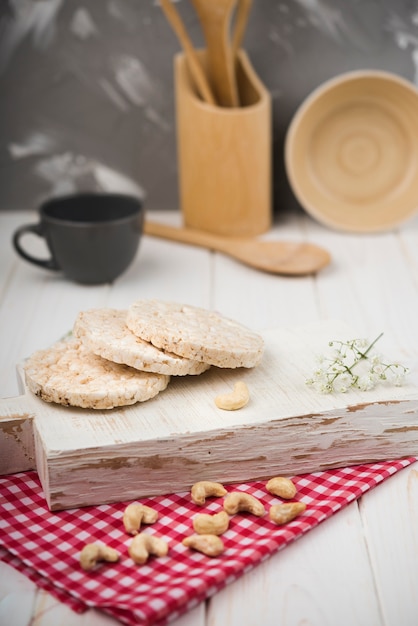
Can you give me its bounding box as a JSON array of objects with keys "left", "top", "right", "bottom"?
[{"left": 284, "top": 69, "right": 418, "bottom": 233}]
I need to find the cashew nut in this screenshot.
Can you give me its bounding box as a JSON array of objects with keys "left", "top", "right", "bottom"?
[
  {"left": 193, "top": 510, "right": 230, "bottom": 535},
  {"left": 128, "top": 533, "right": 169, "bottom": 565},
  {"left": 269, "top": 502, "right": 306, "bottom": 525},
  {"left": 215, "top": 381, "right": 249, "bottom": 410},
  {"left": 79, "top": 543, "right": 120, "bottom": 571},
  {"left": 123, "top": 502, "right": 159, "bottom": 535},
  {"left": 266, "top": 477, "right": 297, "bottom": 500},
  {"left": 223, "top": 491, "right": 265, "bottom": 517},
  {"left": 191, "top": 480, "right": 227, "bottom": 505},
  {"left": 182, "top": 534, "right": 224, "bottom": 557}
]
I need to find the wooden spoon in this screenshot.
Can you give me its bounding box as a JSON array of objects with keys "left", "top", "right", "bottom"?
[
  {"left": 232, "top": 0, "right": 253, "bottom": 56},
  {"left": 144, "top": 221, "right": 331, "bottom": 276},
  {"left": 190, "top": 0, "right": 239, "bottom": 107},
  {"left": 159, "top": 0, "right": 216, "bottom": 106}
]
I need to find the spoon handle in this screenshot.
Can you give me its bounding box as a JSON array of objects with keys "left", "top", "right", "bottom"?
[
  {"left": 232, "top": 0, "right": 253, "bottom": 56},
  {"left": 159, "top": 0, "right": 216, "bottom": 106},
  {"left": 190, "top": 0, "right": 239, "bottom": 108},
  {"left": 144, "top": 220, "right": 331, "bottom": 276},
  {"left": 144, "top": 220, "right": 229, "bottom": 252}
]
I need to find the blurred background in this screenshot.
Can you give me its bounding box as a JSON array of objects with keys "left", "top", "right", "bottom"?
[{"left": 1, "top": 0, "right": 418, "bottom": 214}]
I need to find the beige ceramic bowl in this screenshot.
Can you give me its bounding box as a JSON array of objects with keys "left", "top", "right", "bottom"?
[{"left": 285, "top": 70, "right": 418, "bottom": 232}]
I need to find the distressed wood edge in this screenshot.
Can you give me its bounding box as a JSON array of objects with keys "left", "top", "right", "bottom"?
[
  {"left": 33, "top": 422, "right": 51, "bottom": 509},
  {"left": 0, "top": 395, "right": 35, "bottom": 474},
  {"left": 44, "top": 397, "right": 418, "bottom": 510}
]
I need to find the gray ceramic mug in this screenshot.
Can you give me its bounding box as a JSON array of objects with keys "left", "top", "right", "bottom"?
[{"left": 13, "top": 193, "right": 144, "bottom": 285}]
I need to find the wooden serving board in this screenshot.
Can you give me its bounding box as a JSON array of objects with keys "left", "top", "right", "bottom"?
[{"left": 1, "top": 321, "right": 418, "bottom": 511}]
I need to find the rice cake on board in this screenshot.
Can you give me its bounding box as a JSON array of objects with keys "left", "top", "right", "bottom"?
[
  {"left": 73, "top": 308, "right": 210, "bottom": 376},
  {"left": 24, "top": 336, "right": 170, "bottom": 409},
  {"left": 126, "top": 299, "right": 265, "bottom": 368}
]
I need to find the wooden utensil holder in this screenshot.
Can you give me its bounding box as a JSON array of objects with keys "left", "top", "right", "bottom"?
[{"left": 175, "top": 50, "right": 272, "bottom": 236}]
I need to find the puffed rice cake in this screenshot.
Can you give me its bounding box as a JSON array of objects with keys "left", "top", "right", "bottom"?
[
  {"left": 24, "top": 336, "right": 170, "bottom": 409},
  {"left": 126, "top": 299, "right": 264, "bottom": 368},
  {"left": 73, "top": 308, "right": 210, "bottom": 376}
]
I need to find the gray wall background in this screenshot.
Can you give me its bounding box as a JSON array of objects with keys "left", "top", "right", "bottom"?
[{"left": 1, "top": 0, "right": 418, "bottom": 214}]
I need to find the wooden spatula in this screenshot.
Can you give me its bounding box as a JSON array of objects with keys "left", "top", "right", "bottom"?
[
  {"left": 160, "top": 0, "right": 216, "bottom": 105},
  {"left": 144, "top": 220, "right": 331, "bottom": 276},
  {"left": 232, "top": 0, "right": 253, "bottom": 56},
  {"left": 190, "top": 0, "right": 239, "bottom": 107}
]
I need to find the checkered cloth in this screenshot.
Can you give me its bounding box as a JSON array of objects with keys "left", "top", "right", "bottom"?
[{"left": 1, "top": 458, "right": 416, "bottom": 626}]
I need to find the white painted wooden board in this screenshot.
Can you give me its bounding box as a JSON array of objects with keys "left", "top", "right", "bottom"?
[{"left": 1, "top": 320, "right": 418, "bottom": 511}]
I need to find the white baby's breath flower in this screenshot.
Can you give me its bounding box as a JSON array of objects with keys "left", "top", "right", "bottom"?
[
  {"left": 333, "top": 372, "right": 351, "bottom": 393},
  {"left": 319, "top": 381, "right": 333, "bottom": 394},
  {"left": 372, "top": 362, "right": 384, "bottom": 375},
  {"left": 357, "top": 374, "right": 375, "bottom": 391},
  {"left": 354, "top": 338, "right": 368, "bottom": 351},
  {"left": 306, "top": 333, "right": 408, "bottom": 394}
]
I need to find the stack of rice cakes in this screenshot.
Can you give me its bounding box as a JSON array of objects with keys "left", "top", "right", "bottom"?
[{"left": 24, "top": 300, "right": 264, "bottom": 410}]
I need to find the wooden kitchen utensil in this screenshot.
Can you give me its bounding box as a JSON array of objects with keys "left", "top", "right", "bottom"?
[
  {"left": 160, "top": 0, "right": 216, "bottom": 106},
  {"left": 232, "top": 0, "right": 253, "bottom": 56},
  {"left": 175, "top": 49, "right": 271, "bottom": 236},
  {"left": 190, "top": 0, "right": 239, "bottom": 107},
  {"left": 144, "top": 220, "right": 331, "bottom": 275}
]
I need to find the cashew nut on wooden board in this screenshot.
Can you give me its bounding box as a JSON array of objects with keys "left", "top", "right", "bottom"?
[{"left": 214, "top": 381, "right": 250, "bottom": 410}]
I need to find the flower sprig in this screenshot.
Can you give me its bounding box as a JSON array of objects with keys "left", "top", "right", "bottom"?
[{"left": 306, "top": 333, "right": 409, "bottom": 394}]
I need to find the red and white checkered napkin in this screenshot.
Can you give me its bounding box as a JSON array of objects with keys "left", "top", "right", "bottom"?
[{"left": 1, "top": 458, "right": 416, "bottom": 626}]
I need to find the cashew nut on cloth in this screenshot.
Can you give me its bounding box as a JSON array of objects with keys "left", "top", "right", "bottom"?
[
  {"left": 191, "top": 480, "right": 227, "bottom": 505},
  {"left": 128, "top": 533, "right": 169, "bottom": 565},
  {"left": 223, "top": 491, "right": 266, "bottom": 516},
  {"left": 269, "top": 502, "right": 306, "bottom": 525},
  {"left": 123, "top": 502, "right": 159, "bottom": 535},
  {"left": 79, "top": 543, "right": 120, "bottom": 571},
  {"left": 182, "top": 533, "right": 224, "bottom": 557},
  {"left": 193, "top": 510, "right": 230, "bottom": 535},
  {"left": 266, "top": 476, "right": 297, "bottom": 500}
]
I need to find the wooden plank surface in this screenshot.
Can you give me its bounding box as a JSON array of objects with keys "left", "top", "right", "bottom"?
[
  {"left": 1, "top": 209, "right": 418, "bottom": 626},
  {"left": 359, "top": 463, "right": 418, "bottom": 625},
  {"left": 208, "top": 502, "right": 383, "bottom": 626}
]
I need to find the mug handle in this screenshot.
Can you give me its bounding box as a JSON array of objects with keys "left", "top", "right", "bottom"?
[{"left": 12, "top": 223, "right": 60, "bottom": 271}]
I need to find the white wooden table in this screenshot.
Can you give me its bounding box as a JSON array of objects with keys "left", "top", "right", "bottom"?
[{"left": 1, "top": 208, "right": 418, "bottom": 626}]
